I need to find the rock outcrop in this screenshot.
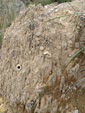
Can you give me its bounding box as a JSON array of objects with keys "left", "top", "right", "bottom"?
[{"left": 0, "top": 0, "right": 85, "bottom": 113}]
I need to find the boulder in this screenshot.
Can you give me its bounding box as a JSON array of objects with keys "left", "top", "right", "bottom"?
[{"left": 0, "top": 0, "right": 85, "bottom": 113}]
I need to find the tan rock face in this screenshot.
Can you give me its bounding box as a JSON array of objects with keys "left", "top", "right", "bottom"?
[{"left": 0, "top": 0, "right": 85, "bottom": 113}]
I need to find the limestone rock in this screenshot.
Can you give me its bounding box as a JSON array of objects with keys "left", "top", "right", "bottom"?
[{"left": 0, "top": 0, "right": 85, "bottom": 113}]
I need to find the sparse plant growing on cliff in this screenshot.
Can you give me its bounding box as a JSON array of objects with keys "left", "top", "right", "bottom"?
[
  {"left": 41, "top": 47, "right": 85, "bottom": 113},
  {"left": 44, "top": 47, "right": 85, "bottom": 87}
]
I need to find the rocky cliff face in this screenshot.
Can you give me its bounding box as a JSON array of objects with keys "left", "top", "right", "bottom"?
[{"left": 0, "top": 0, "right": 85, "bottom": 113}]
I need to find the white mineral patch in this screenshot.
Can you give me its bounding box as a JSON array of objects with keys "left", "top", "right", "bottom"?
[
  {"left": 36, "top": 32, "right": 41, "bottom": 37},
  {"left": 44, "top": 5, "right": 48, "bottom": 9},
  {"left": 55, "top": 9, "right": 58, "bottom": 12},
  {"left": 74, "top": 110, "right": 78, "bottom": 113},
  {"left": 43, "top": 51, "right": 51, "bottom": 56},
  {"left": 57, "top": 46, "right": 61, "bottom": 49},
  {"left": 40, "top": 46, "right": 44, "bottom": 51}
]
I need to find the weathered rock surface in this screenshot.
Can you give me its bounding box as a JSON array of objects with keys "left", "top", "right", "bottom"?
[{"left": 0, "top": 0, "right": 85, "bottom": 113}]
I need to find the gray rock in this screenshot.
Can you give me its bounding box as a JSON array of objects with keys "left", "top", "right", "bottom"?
[{"left": 0, "top": 0, "right": 25, "bottom": 16}]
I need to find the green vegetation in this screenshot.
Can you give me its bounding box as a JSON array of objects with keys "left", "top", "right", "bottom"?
[
  {"left": 75, "top": 80, "right": 85, "bottom": 113},
  {"left": 59, "top": 0, "right": 71, "bottom": 2},
  {"left": 23, "top": 0, "right": 72, "bottom": 6},
  {"left": 33, "top": 0, "right": 55, "bottom": 6},
  {"left": 21, "top": 0, "right": 33, "bottom": 6}
]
